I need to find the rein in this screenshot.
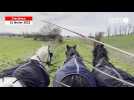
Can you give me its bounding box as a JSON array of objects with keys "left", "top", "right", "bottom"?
[{"left": 94, "top": 57, "right": 127, "bottom": 85}]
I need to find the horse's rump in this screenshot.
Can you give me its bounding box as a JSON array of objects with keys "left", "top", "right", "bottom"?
[
  {"left": 0, "top": 60, "right": 50, "bottom": 87},
  {"left": 54, "top": 44, "right": 97, "bottom": 87},
  {"left": 12, "top": 60, "right": 50, "bottom": 87},
  {"left": 53, "top": 63, "right": 97, "bottom": 87},
  {"left": 60, "top": 74, "right": 94, "bottom": 87},
  {"left": 92, "top": 65, "right": 128, "bottom": 87},
  {"left": 115, "top": 68, "right": 134, "bottom": 84}
]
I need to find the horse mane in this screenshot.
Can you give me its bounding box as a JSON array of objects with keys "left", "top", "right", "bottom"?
[
  {"left": 64, "top": 52, "right": 83, "bottom": 64},
  {"left": 93, "top": 44, "right": 109, "bottom": 60}
]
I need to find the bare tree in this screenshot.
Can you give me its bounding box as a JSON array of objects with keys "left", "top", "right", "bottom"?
[
  {"left": 114, "top": 26, "right": 117, "bottom": 36},
  {"left": 119, "top": 25, "right": 122, "bottom": 36},
  {"left": 50, "top": 27, "right": 61, "bottom": 35},
  {"left": 122, "top": 25, "right": 127, "bottom": 36},
  {"left": 127, "top": 24, "right": 132, "bottom": 35},
  {"left": 38, "top": 23, "right": 63, "bottom": 42},
  {"left": 132, "top": 26, "right": 134, "bottom": 35},
  {"left": 40, "top": 23, "right": 55, "bottom": 35},
  {"left": 107, "top": 26, "right": 111, "bottom": 39},
  {"left": 94, "top": 32, "right": 103, "bottom": 48}
]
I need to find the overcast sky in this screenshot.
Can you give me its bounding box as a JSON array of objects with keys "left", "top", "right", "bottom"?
[{"left": 0, "top": 12, "right": 134, "bottom": 36}]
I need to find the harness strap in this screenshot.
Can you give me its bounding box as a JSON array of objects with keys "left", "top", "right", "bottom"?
[
  {"left": 55, "top": 80, "right": 71, "bottom": 87},
  {"left": 37, "top": 56, "right": 47, "bottom": 64},
  {"left": 104, "top": 65, "right": 124, "bottom": 79},
  {"left": 95, "top": 57, "right": 105, "bottom": 67},
  {"left": 74, "top": 56, "right": 80, "bottom": 74},
  {"left": 95, "top": 58, "right": 124, "bottom": 80}
]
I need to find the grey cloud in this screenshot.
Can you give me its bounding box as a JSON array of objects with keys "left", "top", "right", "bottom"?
[{"left": 0, "top": 12, "right": 134, "bottom": 36}]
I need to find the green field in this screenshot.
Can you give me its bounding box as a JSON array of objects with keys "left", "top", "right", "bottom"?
[
  {"left": 102, "top": 35, "right": 134, "bottom": 53},
  {"left": 0, "top": 35, "right": 134, "bottom": 86},
  {"left": 0, "top": 37, "right": 45, "bottom": 70}
]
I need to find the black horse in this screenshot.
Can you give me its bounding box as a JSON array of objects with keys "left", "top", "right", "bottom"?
[
  {"left": 92, "top": 44, "right": 134, "bottom": 87},
  {"left": 53, "top": 45, "right": 97, "bottom": 87},
  {"left": 0, "top": 46, "right": 52, "bottom": 87}
]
